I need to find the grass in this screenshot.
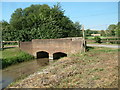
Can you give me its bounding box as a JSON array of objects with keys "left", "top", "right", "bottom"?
[
  {"left": 1, "top": 47, "right": 34, "bottom": 69},
  {"left": 86, "top": 36, "right": 120, "bottom": 45},
  {"left": 8, "top": 47, "right": 119, "bottom": 88}
]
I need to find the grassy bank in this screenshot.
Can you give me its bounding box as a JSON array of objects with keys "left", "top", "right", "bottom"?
[
  {"left": 8, "top": 47, "right": 119, "bottom": 88},
  {"left": 1, "top": 47, "right": 34, "bottom": 69}
]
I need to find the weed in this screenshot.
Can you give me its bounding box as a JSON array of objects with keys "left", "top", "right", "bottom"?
[{"left": 91, "top": 76, "right": 100, "bottom": 80}]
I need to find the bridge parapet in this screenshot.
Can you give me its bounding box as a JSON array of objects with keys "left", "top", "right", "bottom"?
[
  {"left": 20, "top": 41, "right": 33, "bottom": 55},
  {"left": 20, "top": 38, "right": 85, "bottom": 59},
  {"left": 60, "top": 37, "right": 83, "bottom": 41}
]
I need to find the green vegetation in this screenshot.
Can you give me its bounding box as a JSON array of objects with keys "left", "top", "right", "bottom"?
[
  {"left": 85, "top": 23, "right": 120, "bottom": 44},
  {"left": 86, "top": 36, "right": 120, "bottom": 44},
  {"left": 94, "top": 36, "right": 101, "bottom": 43},
  {"left": 3, "top": 42, "right": 18, "bottom": 45},
  {"left": 9, "top": 47, "right": 118, "bottom": 88},
  {"left": 1, "top": 48, "right": 34, "bottom": 69},
  {"left": 1, "top": 3, "right": 82, "bottom": 41},
  {"left": 85, "top": 29, "right": 98, "bottom": 37},
  {"left": 85, "top": 23, "right": 120, "bottom": 37},
  {"left": 106, "top": 23, "right": 120, "bottom": 37}
]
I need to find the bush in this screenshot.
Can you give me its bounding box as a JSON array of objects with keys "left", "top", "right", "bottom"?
[{"left": 94, "top": 36, "right": 101, "bottom": 43}]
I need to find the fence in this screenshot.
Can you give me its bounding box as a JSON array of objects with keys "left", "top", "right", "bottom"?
[
  {"left": 1, "top": 41, "right": 20, "bottom": 49},
  {"left": 101, "top": 37, "right": 120, "bottom": 44},
  {"left": 86, "top": 37, "right": 120, "bottom": 44}
]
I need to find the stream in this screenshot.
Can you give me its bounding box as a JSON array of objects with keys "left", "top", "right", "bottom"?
[{"left": 1, "top": 58, "right": 50, "bottom": 89}]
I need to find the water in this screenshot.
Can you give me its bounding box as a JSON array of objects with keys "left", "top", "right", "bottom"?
[{"left": 1, "top": 58, "right": 49, "bottom": 89}]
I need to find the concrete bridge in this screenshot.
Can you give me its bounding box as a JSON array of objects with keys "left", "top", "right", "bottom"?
[{"left": 19, "top": 37, "right": 86, "bottom": 60}]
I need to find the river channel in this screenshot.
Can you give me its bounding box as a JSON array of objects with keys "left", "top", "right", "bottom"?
[{"left": 1, "top": 58, "right": 51, "bottom": 89}]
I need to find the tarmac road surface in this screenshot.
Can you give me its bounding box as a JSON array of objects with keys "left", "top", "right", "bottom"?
[{"left": 87, "top": 44, "right": 120, "bottom": 49}]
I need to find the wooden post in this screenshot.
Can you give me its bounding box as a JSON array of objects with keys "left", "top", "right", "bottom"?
[
  {"left": 18, "top": 41, "right": 20, "bottom": 48},
  {"left": 82, "top": 25, "right": 85, "bottom": 40},
  {"left": 82, "top": 25, "right": 86, "bottom": 52},
  {"left": 1, "top": 41, "right": 4, "bottom": 50}
]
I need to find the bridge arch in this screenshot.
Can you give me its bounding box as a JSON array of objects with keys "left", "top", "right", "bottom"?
[
  {"left": 36, "top": 51, "right": 49, "bottom": 59},
  {"left": 53, "top": 52, "right": 67, "bottom": 60}
]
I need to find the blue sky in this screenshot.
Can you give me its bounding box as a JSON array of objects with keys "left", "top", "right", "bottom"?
[{"left": 1, "top": 2, "right": 118, "bottom": 30}]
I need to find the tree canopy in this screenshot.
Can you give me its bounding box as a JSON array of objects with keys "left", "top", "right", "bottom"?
[
  {"left": 85, "top": 29, "right": 99, "bottom": 36},
  {"left": 84, "top": 23, "right": 120, "bottom": 37},
  {"left": 106, "top": 23, "right": 120, "bottom": 37},
  {"left": 2, "top": 4, "right": 82, "bottom": 41}
]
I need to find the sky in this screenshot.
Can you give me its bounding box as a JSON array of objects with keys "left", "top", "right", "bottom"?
[{"left": 1, "top": 2, "right": 118, "bottom": 30}]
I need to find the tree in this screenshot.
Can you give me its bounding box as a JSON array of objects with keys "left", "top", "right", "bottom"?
[
  {"left": 68, "top": 22, "right": 82, "bottom": 37},
  {"left": 85, "top": 29, "right": 92, "bottom": 36},
  {"left": 106, "top": 24, "right": 117, "bottom": 36},
  {"left": 5, "top": 3, "right": 82, "bottom": 41},
  {"left": 2, "top": 21, "right": 13, "bottom": 41},
  {"left": 85, "top": 29, "right": 99, "bottom": 36},
  {"left": 115, "top": 22, "right": 120, "bottom": 37},
  {"left": 10, "top": 8, "right": 23, "bottom": 30},
  {"left": 100, "top": 30, "right": 106, "bottom": 36}
]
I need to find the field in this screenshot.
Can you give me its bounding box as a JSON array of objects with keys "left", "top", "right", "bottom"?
[
  {"left": 8, "top": 47, "right": 119, "bottom": 88},
  {"left": 1, "top": 48, "right": 34, "bottom": 69},
  {"left": 86, "top": 36, "right": 120, "bottom": 45}
]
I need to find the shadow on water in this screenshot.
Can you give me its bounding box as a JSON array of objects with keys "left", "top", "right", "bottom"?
[{"left": 1, "top": 58, "right": 49, "bottom": 89}]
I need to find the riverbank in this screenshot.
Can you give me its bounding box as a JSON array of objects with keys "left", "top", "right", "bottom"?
[
  {"left": 8, "top": 47, "right": 119, "bottom": 88},
  {"left": 2, "top": 47, "right": 34, "bottom": 69}
]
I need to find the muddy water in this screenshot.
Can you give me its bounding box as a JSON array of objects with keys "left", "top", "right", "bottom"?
[{"left": 1, "top": 58, "right": 50, "bottom": 89}]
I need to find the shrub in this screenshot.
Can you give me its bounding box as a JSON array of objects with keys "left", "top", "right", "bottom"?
[
  {"left": 94, "top": 36, "right": 101, "bottom": 43},
  {"left": 2, "top": 50, "right": 34, "bottom": 69}
]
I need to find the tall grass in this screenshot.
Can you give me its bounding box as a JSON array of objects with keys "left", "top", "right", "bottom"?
[{"left": 1, "top": 48, "right": 34, "bottom": 69}]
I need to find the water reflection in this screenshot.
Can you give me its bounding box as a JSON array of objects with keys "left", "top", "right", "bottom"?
[{"left": 2, "top": 58, "right": 49, "bottom": 89}]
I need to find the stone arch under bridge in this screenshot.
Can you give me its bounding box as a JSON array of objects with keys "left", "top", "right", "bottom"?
[
  {"left": 53, "top": 52, "right": 67, "bottom": 60},
  {"left": 36, "top": 51, "right": 49, "bottom": 59},
  {"left": 19, "top": 37, "right": 86, "bottom": 60}
]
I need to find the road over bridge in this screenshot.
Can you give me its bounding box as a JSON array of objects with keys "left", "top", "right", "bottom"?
[{"left": 20, "top": 37, "right": 86, "bottom": 60}]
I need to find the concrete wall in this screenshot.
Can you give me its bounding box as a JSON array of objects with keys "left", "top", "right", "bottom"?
[{"left": 20, "top": 38, "right": 85, "bottom": 59}]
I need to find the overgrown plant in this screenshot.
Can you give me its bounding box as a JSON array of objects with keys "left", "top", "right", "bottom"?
[
  {"left": 2, "top": 48, "right": 34, "bottom": 69},
  {"left": 94, "top": 36, "right": 101, "bottom": 43}
]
